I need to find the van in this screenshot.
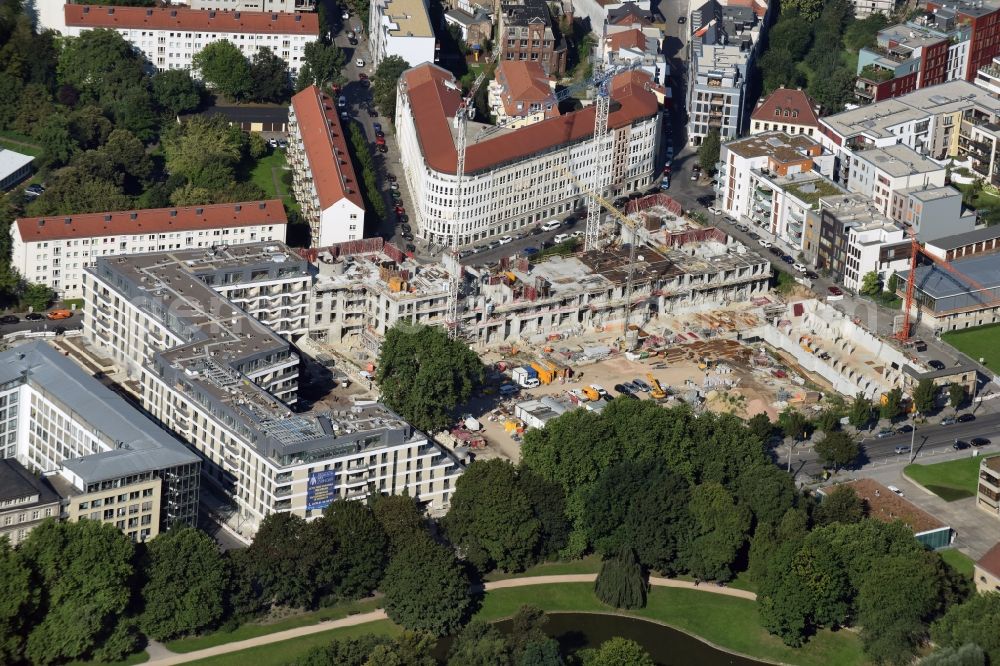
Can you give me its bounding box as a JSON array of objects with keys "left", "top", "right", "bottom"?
[
  {"left": 553, "top": 233, "right": 570, "bottom": 244},
  {"left": 540, "top": 220, "right": 561, "bottom": 232},
  {"left": 46, "top": 309, "right": 73, "bottom": 320}
]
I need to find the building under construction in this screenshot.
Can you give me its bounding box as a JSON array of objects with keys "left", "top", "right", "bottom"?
[{"left": 306, "top": 227, "right": 772, "bottom": 350}]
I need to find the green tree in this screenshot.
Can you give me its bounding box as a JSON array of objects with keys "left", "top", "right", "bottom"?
[
  {"left": 507, "top": 606, "right": 559, "bottom": 665},
  {"left": 758, "top": 49, "right": 803, "bottom": 94},
  {"left": 375, "top": 322, "right": 485, "bottom": 433},
  {"left": 362, "top": 632, "right": 437, "bottom": 666},
  {"left": 24, "top": 165, "right": 131, "bottom": 216},
  {"left": 0, "top": 538, "right": 36, "bottom": 665},
  {"left": 814, "top": 485, "right": 865, "bottom": 526},
  {"left": 949, "top": 383, "right": 967, "bottom": 410},
  {"left": 813, "top": 408, "right": 841, "bottom": 434},
  {"left": 517, "top": 468, "right": 571, "bottom": 559},
  {"left": 931, "top": 593, "right": 1000, "bottom": 664},
  {"left": 244, "top": 512, "right": 315, "bottom": 609},
  {"left": 849, "top": 392, "right": 874, "bottom": 429},
  {"left": 919, "top": 644, "right": 986, "bottom": 666},
  {"left": 809, "top": 68, "right": 857, "bottom": 113},
  {"left": 767, "top": 19, "right": 813, "bottom": 60},
  {"left": 886, "top": 271, "right": 900, "bottom": 295},
  {"left": 307, "top": 500, "right": 388, "bottom": 602},
  {"left": 298, "top": 41, "right": 347, "bottom": 90},
  {"left": 913, "top": 378, "right": 938, "bottom": 415},
  {"left": 845, "top": 14, "right": 889, "bottom": 52},
  {"left": 582, "top": 637, "right": 654, "bottom": 666},
  {"left": 784, "top": 0, "right": 824, "bottom": 20},
  {"left": 102, "top": 128, "right": 153, "bottom": 193},
  {"left": 58, "top": 29, "right": 145, "bottom": 104},
  {"left": 68, "top": 104, "right": 112, "bottom": 150},
  {"left": 223, "top": 548, "right": 267, "bottom": 621},
  {"left": 698, "top": 130, "right": 721, "bottom": 174},
  {"left": 291, "top": 634, "right": 392, "bottom": 666},
  {"left": 860, "top": 271, "right": 882, "bottom": 296},
  {"left": 152, "top": 69, "right": 203, "bottom": 116},
  {"left": 108, "top": 86, "right": 159, "bottom": 142},
  {"left": 814, "top": 431, "right": 859, "bottom": 471},
  {"left": 447, "top": 620, "right": 512, "bottom": 666},
  {"left": 372, "top": 55, "right": 411, "bottom": 119},
  {"left": 20, "top": 520, "right": 136, "bottom": 665},
  {"left": 443, "top": 459, "right": 541, "bottom": 573},
  {"left": 163, "top": 114, "right": 247, "bottom": 190},
  {"left": 747, "top": 412, "right": 774, "bottom": 441},
  {"left": 249, "top": 47, "right": 291, "bottom": 103},
  {"left": 778, "top": 407, "right": 810, "bottom": 440},
  {"left": 193, "top": 40, "right": 252, "bottom": 100},
  {"left": 139, "top": 527, "right": 228, "bottom": 641},
  {"left": 735, "top": 463, "right": 797, "bottom": 527},
  {"left": 880, "top": 387, "right": 904, "bottom": 421},
  {"left": 594, "top": 548, "right": 647, "bottom": 609},
  {"left": 371, "top": 493, "right": 426, "bottom": 553},
  {"left": 686, "top": 482, "right": 752, "bottom": 582},
  {"left": 20, "top": 283, "right": 53, "bottom": 312},
  {"left": 36, "top": 113, "right": 77, "bottom": 168},
  {"left": 382, "top": 534, "right": 471, "bottom": 636}
]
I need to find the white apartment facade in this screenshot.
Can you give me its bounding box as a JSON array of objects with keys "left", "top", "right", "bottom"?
[
  {"left": 844, "top": 143, "right": 947, "bottom": 218},
  {"left": 368, "top": 0, "right": 436, "bottom": 68},
  {"left": 288, "top": 86, "right": 366, "bottom": 247},
  {"left": 397, "top": 63, "right": 661, "bottom": 246},
  {"left": 63, "top": 5, "right": 318, "bottom": 76},
  {"left": 189, "top": 0, "right": 315, "bottom": 13},
  {"left": 83, "top": 243, "right": 464, "bottom": 533},
  {"left": 843, "top": 219, "right": 910, "bottom": 291},
  {"left": 10, "top": 200, "right": 287, "bottom": 299}
]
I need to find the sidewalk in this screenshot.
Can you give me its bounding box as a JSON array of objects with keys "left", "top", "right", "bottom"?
[{"left": 146, "top": 574, "right": 756, "bottom": 664}]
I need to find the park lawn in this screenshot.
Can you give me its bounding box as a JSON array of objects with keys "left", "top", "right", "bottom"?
[
  {"left": 250, "top": 149, "right": 290, "bottom": 200},
  {"left": 0, "top": 137, "right": 42, "bottom": 156},
  {"left": 69, "top": 652, "right": 149, "bottom": 666},
  {"left": 483, "top": 554, "right": 602, "bottom": 581},
  {"left": 904, "top": 455, "right": 998, "bottom": 501},
  {"left": 166, "top": 597, "right": 382, "bottom": 653},
  {"left": 940, "top": 549, "right": 976, "bottom": 580},
  {"left": 188, "top": 620, "right": 401, "bottom": 666},
  {"left": 943, "top": 323, "right": 1000, "bottom": 370}
]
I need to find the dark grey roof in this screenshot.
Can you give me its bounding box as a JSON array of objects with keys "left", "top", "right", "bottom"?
[
  {"left": 0, "top": 458, "right": 61, "bottom": 505},
  {"left": 927, "top": 225, "right": 1000, "bottom": 251},
  {"left": 502, "top": 0, "right": 551, "bottom": 26},
  {"left": 906, "top": 252, "right": 1000, "bottom": 298},
  {"left": 606, "top": 1, "right": 653, "bottom": 24},
  {"left": 0, "top": 343, "right": 199, "bottom": 483}
]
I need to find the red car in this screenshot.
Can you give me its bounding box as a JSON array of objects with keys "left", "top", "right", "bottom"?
[
  {"left": 358, "top": 72, "right": 368, "bottom": 80},
  {"left": 827, "top": 286, "right": 843, "bottom": 296},
  {"left": 375, "top": 136, "right": 386, "bottom": 146},
  {"left": 394, "top": 204, "right": 405, "bottom": 214}
]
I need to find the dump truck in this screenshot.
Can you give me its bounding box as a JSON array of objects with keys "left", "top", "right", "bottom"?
[{"left": 647, "top": 373, "right": 667, "bottom": 400}]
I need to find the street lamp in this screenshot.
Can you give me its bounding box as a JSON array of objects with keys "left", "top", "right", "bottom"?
[{"left": 908, "top": 413, "right": 917, "bottom": 464}]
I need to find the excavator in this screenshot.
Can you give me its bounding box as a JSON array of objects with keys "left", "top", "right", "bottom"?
[{"left": 647, "top": 373, "right": 667, "bottom": 400}]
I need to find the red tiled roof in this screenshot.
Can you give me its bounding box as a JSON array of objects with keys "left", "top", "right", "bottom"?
[
  {"left": 977, "top": 542, "right": 1000, "bottom": 578},
  {"left": 64, "top": 4, "right": 319, "bottom": 35},
  {"left": 751, "top": 88, "right": 822, "bottom": 127},
  {"left": 15, "top": 200, "right": 287, "bottom": 242},
  {"left": 403, "top": 63, "right": 659, "bottom": 176},
  {"left": 495, "top": 61, "right": 560, "bottom": 119},
  {"left": 607, "top": 28, "right": 648, "bottom": 51},
  {"left": 290, "top": 86, "right": 365, "bottom": 211}
]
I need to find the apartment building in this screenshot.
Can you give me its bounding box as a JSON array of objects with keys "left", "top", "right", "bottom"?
[
  {"left": 368, "top": 0, "right": 436, "bottom": 69},
  {"left": 978, "top": 456, "right": 1000, "bottom": 518},
  {"left": 288, "top": 86, "right": 366, "bottom": 247},
  {"left": 0, "top": 458, "right": 61, "bottom": 546},
  {"left": 974, "top": 542, "right": 1000, "bottom": 593},
  {"left": 749, "top": 88, "right": 822, "bottom": 138},
  {"left": 443, "top": 7, "right": 493, "bottom": 51},
  {"left": 498, "top": 0, "right": 567, "bottom": 76},
  {"left": 0, "top": 342, "right": 201, "bottom": 542},
  {"left": 487, "top": 60, "right": 559, "bottom": 127},
  {"left": 687, "top": 0, "right": 769, "bottom": 144},
  {"left": 898, "top": 250, "right": 1000, "bottom": 330},
  {"left": 844, "top": 143, "right": 946, "bottom": 218},
  {"left": 83, "top": 243, "right": 463, "bottom": 532},
  {"left": 396, "top": 63, "right": 661, "bottom": 246},
  {"left": 189, "top": 0, "right": 315, "bottom": 14},
  {"left": 853, "top": 0, "right": 897, "bottom": 18},
  {"left": 854, "top": 19, "right": 969, "bottom": 103},
  {"left": 974, "top": 54, "right": 1000, "bottom": 95},
  {"left": 63, "top": 5, "right": 318, "bottom": 76},
  {"left": 892, "top": 184, "right": 976, "bottom": 241},
  {"left": 10, "top": 200, "right": 288, "bottom": 299},
  {"left": 718, "top": 132, "right": 839, "bottom": 249},
  {"left": 603, "top": 28, "right": 669, "bottom": 88}
]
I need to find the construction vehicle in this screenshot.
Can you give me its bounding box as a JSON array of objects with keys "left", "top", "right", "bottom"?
[
  {"left": 646, "top": 373, "right": 667, "bottom": 400},
  {"left": 582, "top": 386, "right": 600, "bottom": 401},
  {"left": 697, "top": 356, "right": 714, "bottom": 371}
]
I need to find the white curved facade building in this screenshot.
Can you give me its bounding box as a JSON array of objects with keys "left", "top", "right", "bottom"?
[{"left": 396, "top": 63, "right": 663, "bottom": 246}]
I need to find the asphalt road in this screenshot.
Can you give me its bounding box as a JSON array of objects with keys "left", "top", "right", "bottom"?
[
  {"left": 0, "top": 312, "right": 83, "bottom": 336},
  {"left": 786, "top": 411, "right": 1000, "bottom": 477}
]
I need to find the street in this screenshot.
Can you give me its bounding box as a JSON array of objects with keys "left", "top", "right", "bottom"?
[{"left": 0, "top": 311, "right": 83, "bottom": 337}]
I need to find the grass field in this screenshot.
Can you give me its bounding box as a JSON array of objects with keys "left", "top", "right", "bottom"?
[
  {"left": 904, "top": 455, "right": 997, "bottom": 501},
  {"left": 940, "top": 549, "right": 976, "bottom": 580},
  {"left": 69, "top": 652, "right": 149, "bottom": 666},
  {"left": 943, "top": 323, "right": 1000, "bottom": 371},
  {"left": 249, "top": 150, "right": 291, "bottom": 200},
  {"left": 166, "top": 598, "right": 381, "bottom": 653},
  {"left": 188, "top": 584, "right": 864, "bottom": 666},
  {"left": 0, "top": 129, "right": 42, "bottom": 156}
]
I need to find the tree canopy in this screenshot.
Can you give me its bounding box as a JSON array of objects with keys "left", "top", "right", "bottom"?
[
  {"left": 372, "top": 56, "right": 411, "bottom": 119},
  {"left": 698, "top": 130, "right": 721, "bottom": 173},
  {"left": 193, "top": 40, "right": 252, "bottom": 100}
]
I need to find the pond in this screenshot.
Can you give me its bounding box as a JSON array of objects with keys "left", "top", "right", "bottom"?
[{"left": 436, "top": 612, "right": 767, "bottom": 666}]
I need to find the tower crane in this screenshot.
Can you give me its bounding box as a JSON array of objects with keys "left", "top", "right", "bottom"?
[{"left": 444, "top": 51, "right": 642, "bottom": 339}]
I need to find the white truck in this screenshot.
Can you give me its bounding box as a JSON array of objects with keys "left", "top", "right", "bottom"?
[{"left": 512, "top": 366, "right": 540, "bottom": 388}]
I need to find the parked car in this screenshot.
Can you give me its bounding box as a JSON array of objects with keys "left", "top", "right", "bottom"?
[
  {"left": 346, "top": 29, "right": 355, "bottom": 38},
  {"left": 341, "top": 10, "right": 350, "bottom": 19},
  {"left": 378, "top": 145, "right": 388, "bottom": 153},
  {"left": 678, "top": 15, "right": 687, "bottom": 23},
  {"left": 402, "top": 232, "right": 414, "bottom": 241},
  {"left": 876, "top": 428, "right": 895, "bottom": 439},
  {"left": 928, "top": 359, "right": 945, "bottom": 370},
  {"left": 953, "top": 439, "right": 970, "bottom": 450},
  {"left": 758, "top": 239, "right": 772, "bottom": 248},
  {"left": 887, "top": 484, "right": 904, "bottom": 496},
  {"left": 498, "top": 236, "right": 513, "bottom": 245},
  {"left": 563, "top": 216, "right": 577, "bottom": 227},
  {"left": 530, "top": 226, "right": 543, "bottom": 235},
  {"left": 0, "top": 315, "right": 18, "bottom": 324},
  {"left": 553, "top": 233, "right": 570, "bottom": 244},
  {"left": 24, "top": 184, "right": 44, "bottom": 198},
  {"left": 781, "top": 254, "right": 794, "bottom": 264},
  {"left": 355, "top": 58, "right": 365, "bottom": 67},
  {"left": 793, "top": 263, "right": 807, "bottom": 273},
  {"left": 375, "top": 136, "right": 386, "bottom": 146},
  {"left": 614, "top": 383, "right": 632, "bottom": 395},
  {"left": 405, "top": 243, "right": 416, "bottom": 253},
  {"left": 893, "top": 445, "right": 908, "bottom": 455},
  {"left": 805, "top": 271, "right": 820, "bottom": 280},
  {"left": 24, "top": 313, "right": 44, "bottom": 321},
  {"left": 337, "top": 95, "right": 347, "bottom": 108},
  {"left": 401, "top": 224, "right": 412, "bottom": 234},
  {"left": 394, "top": 205, "right": 405, "bottom": 214},
  {"left": 972, "top": 437, "right": 991, "bottom": 447},
  {"left": 632, "top": 378, "right": 651, "bottom": 392},
  {"left": 827, "top": 286, "right": 844, "bottom": 296},
  {"left": 374, "top": 123, "right": 384, "bottom": 133},
  {"left": 46, "top": 309, "right": 73, "bottom": 320},
  {"left": 521, "top": 246, "right": 539, "bottom": 257},
  {"left": 940, "top": 416, "right": 956, "bottom": 426},
  {"left": 589, "top": 384, "right": 608, "bottom": 396},
  {"left": 348, "top": 37, "right": 358, "bottom": 46},
  {"left": 541, "top": 219, "right": 562, "bottom": 232},
  {"left": 398, "top": 214, "right": 409, "bottom": 224},
  {"left": 957, "top": 413, "right": 976, "bottom": 423}
]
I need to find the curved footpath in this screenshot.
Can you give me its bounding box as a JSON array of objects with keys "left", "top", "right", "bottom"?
[{"left": 147, "top": 574, "right": 757, "bottom": 665}]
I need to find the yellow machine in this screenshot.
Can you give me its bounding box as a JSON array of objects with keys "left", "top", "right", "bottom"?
[{"left": 647, "top": 373, "right": 667, "bottom": 400}]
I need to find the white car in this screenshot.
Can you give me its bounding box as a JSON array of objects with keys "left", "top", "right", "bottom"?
[
  {"left": 759, "top": 239, "right": 772, "bottom": 249},
  {"left": 571, "top": 230, "right": 585, "bottom": 238},
  {"left": 497, "top": 236, "right": 513, "bottom": 245},
  {"left": 355, "top": 58, "right": 365, "bottom": 67},
  {"left": 341, "top": 10, "right": 350, "bottom": 19},
  {"left": 541, "top": 219, "right": 562, "bottom": 232},
  {"left": 707, "top": 206, "right": 720, "bottom": 216},
  {"left": 589, "top": 384, "right": 608, "bottom": 396},
  {"left": 793, "top": 262, "right": 807, "bottom": 273},
  {"left": 887, "top": 484, "right": 904, "bottom": 496},
  {"left": 553, "top": 233, "right": 570, "bottom": 244}
]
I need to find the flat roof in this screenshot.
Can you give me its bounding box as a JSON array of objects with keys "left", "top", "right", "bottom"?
[
  {"left": 0, "top": 148, "right": 33, "bottom": 179},
  {"left": 0, "top": 343, "right": 200, "bottom": 482},
  {"left": 854, "top": 143, "right": 943, "bottom": 178},
  {"left": 724, "top": 131, "right": 823, "bottom": 162},
  {"left": 905, "top": 251, "right": 1000, "bottom": 298},
  {"left": 65, "top": 4, "right": 319, "bottom": 34},
  {"left": 899, "top": 184, "right": 959, "bottom": 202},
  {"left": 15, "top": 200, "right": 287, "bottom": 243},
  {"left": 0, "top": 458, "right": 60, "bottom": 504},
  {"left": 835, "top": 478, "right": 947, "bottom": 534},
  {"left": 927, "top": 225, "right": 1000, "bottom": 250},
  {"left": 379, "top": 0, "right": 433, "bottom": 38}
]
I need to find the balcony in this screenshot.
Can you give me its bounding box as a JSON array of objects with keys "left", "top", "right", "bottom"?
[{"left": 274, "top": 486, "right": 292, "bottom": 498}]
